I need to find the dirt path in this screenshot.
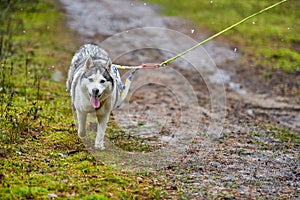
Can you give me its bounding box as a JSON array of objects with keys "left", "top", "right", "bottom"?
[{"left": 60, "top": 0, "right": 299, "bottom": 199}]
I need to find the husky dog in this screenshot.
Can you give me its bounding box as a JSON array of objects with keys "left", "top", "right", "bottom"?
[{"left": 67, "top": 44, "right": 126, "bottom": 149}]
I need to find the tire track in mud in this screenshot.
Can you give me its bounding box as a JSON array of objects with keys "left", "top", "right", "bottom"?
[{"left": 60, "top": 0, "right": 299, "bottom": 199}]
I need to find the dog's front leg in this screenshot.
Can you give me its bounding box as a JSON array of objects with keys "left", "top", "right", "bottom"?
[
  {"left": 94, "top": 113, "right": 110, "bottom": 150},
  {"left": 77, "top": 110, "right": 87, "bottom": 137}
]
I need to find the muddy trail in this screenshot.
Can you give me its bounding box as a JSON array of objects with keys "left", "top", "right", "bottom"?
[{"left": 60, "top": 0, "right": 299, "bottom": 199}]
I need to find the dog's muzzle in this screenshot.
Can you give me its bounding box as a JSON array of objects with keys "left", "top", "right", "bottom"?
[
  {"left": 92, "top": 88, "right": 100, "bottom": 96},
  {"left": 90, "top": 88, "right": 101, "bottom": 109}
]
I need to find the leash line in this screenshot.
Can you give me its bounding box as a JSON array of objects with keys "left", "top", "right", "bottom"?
[
  {"left": 114, "top": 0, "right": 288, "bottom": 70},
  {"left": 112, "top": 63, "right": 158, "bottom": 69},
  {"left": 159, "top": 0, "right": 288, "bottom": 67}
]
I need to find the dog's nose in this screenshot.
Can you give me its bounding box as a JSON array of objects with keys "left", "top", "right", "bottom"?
[{"left": 92, "top": 88, "right": 99, "bottom": 96}]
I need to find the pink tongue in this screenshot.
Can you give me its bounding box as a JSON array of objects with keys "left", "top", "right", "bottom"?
[{"left": 90, "top": 96, "right": 100, "bottom": 108}]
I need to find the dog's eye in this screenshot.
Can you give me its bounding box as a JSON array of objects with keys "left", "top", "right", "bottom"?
[
  {"left": 88, "top": 78, "right": 93, "bottom": 82},
  {"left": 100, "top": 79, "right": 106, "bottom": 83}
]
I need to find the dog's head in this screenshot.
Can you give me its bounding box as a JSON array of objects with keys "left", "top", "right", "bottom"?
[{"left": 81, "top": 56, "right": 114, "bottom": 109}]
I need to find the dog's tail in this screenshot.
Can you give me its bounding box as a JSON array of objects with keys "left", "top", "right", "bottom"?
[{"left": 118, "top": 69, "right": 139, "bottom": 106}]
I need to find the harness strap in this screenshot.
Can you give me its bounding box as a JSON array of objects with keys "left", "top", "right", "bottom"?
[{"left": 113, "top": 63, "right": 160, "bottom": 70}]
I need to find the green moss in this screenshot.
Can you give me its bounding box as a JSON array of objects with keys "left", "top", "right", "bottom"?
[
  {"left": 265, "top": 48, "right": 300, "bottom": 72},
  {"left": 83, "top": 194, "right": 109, "bottom": 200},
  {"left": 0, "top": 186, "right": 49, "bottom": 199},
  {"left": 268, "top": 126, "right": 300, "bottom": 143},
  {"left": 250, "top": 125, "right": 299, "bottom": 151},
  {"left": 0, "top": 1, "right": 162, "bottom": 199}
]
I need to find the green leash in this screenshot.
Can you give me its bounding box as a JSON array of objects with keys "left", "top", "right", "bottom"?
[
  {"left": 158, "top": 0, "right": 288, "bottom": 67},
  {"left": 114, "top": 0, "right": 288, "bottom": 105}
]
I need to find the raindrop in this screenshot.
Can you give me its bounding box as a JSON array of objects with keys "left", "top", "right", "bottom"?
[
  {"left": 58, "top": 153, "right": 68, "bottom": 158},
  {"left": 143, "top": 2, "right": 147, "bottom": 6},
  {"left": 23, "top": 30, "right": 26, "bottom": 33},
  {"left": 130, "top": 2, "right": 134, "bottom": 6},
  {"left": 246, "top": 109, "right": 253, "bottom": 115},
  {"left": 210, "top": 0, "right": 213, "bottom": 3},
  {"left": 287, "top": 27, "right": 291, "bottom": 30},
  {"left": 233, "top": 48, "right": 238, "bottom": 53},
  {"left": 252, "top": 21, "right": 256, "bottom": 25},
  {"left": 47, "top": 194, "right": 58, "bottom": 199},
  {"left": 191, "top": 29, "right": 195, "bottom": 34}
]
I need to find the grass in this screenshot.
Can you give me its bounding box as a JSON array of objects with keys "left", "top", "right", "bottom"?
[
  {"left": 267, "top": 125, "right": 300, "bottom": 143},
  {"left": 250, "top": 125, "right": 299, "bottom": 151},
  {"left": 146, "top": 0, "right": 300, "bottom": 72},
  {"left": 0, "top": 1, "right": 161, "bottom": 199}
]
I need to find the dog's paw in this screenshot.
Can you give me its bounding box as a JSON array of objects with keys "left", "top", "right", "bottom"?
[{"left": 94, "top": 142, "right": 105, "bottom": 150}]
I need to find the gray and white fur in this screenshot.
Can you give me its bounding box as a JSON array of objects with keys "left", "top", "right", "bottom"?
[{"left": 66, "top": 44, "right": 121, "bottom": 149}]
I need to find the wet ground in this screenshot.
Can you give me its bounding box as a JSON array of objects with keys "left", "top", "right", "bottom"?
[{"left": 60, "top": 0, "right": 299, "bottom": 199}]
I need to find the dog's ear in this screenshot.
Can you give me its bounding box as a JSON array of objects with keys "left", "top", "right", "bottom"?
[
  {"left": 105, "top": 58, "right": 112, "bottom": 72},
  {"left": 84, "top": 56, "right": 94, "bottom": 70}
]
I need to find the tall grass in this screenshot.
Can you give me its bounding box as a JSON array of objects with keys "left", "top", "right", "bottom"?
[{"left": 0, "top": 1, "right": 71, "bottom": 147}]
